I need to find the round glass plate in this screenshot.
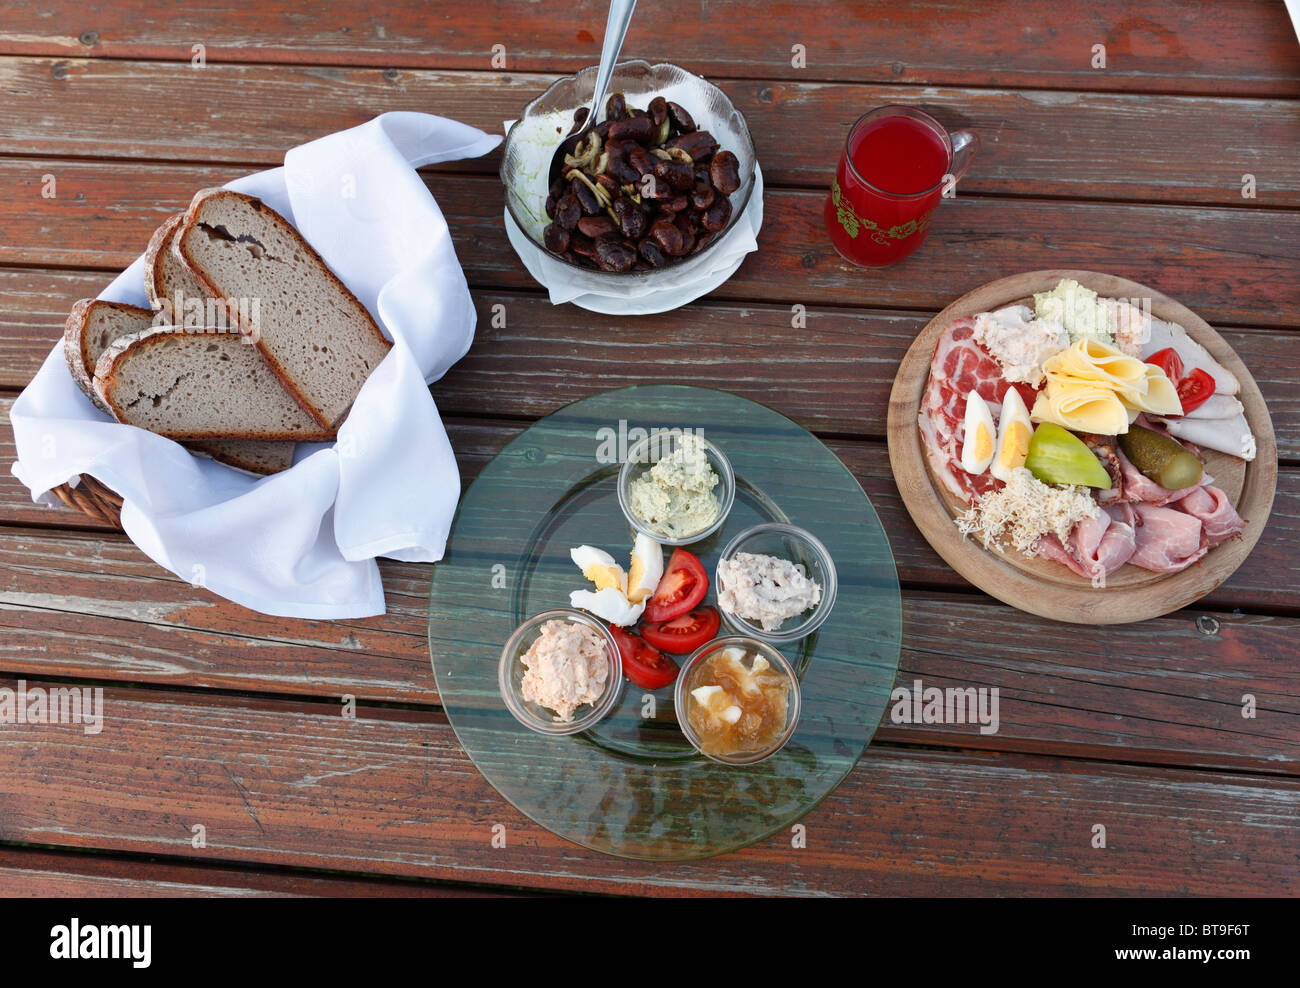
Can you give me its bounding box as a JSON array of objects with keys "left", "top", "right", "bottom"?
[{"left": 428, "top": 385, "right": 901, "bottom": 860}]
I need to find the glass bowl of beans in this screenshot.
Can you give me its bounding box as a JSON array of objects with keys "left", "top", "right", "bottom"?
[{"left": 501, "top": 60, "right": 757, "bottom": 288}]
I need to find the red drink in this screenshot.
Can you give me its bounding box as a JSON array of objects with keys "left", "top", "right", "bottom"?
[
  {"left": 824, "top": 106, "right": 978, "bottom": 267},
  {"left": 852, "top": 115, "right": 949, "bottom": 194}
]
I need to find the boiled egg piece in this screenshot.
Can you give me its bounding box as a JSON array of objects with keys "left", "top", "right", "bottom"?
[
  {"left": 960, "top": 392, "right": 996, "bottom": 475},
  {"left": 990, "top": 388, "right": 1033, "bottom": 482},
  {"left": 570, "top": 545, "right": 626, "bottom": 594},
  {"left": 569, "top": 587, "right": 645, "bottom": 627},
  {"left": 689, "top": 684, "right": 742, "bottom": 724},
  {"left": 626, "top": 533, "right": 663, "bottom": 604},
  {"left": 691, "top": 685, "right": 723, "bottom": 705}
]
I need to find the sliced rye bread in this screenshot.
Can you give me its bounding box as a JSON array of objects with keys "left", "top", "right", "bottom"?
[
  {"left": 145, "top": 218, "right": 295, "bottom": 474},
  {"left": 144, "top": 213, "right": 211, "bottom": 322},
  {"left": 93, "top": 326, "right": 336, "bottom": 442},
  {"left": 63, "top": 298, "right": 300, "bottom": 473},
  {"left": 63, "top": 299, "right": 161, "bottom": 412},
  {"left": 172, "top": 188, "right": 392, "bottom": 429},
  {"left": 187, "top": 439, "right": 297, "bottom": 475}
]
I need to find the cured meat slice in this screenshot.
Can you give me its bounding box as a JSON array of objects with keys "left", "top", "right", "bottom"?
[
  {"left": 1173, "top": 485, "right": 1244, "bottom": 546},
  {"left": 1114, "top": 447, "right": 1205, "bottom": 506},
  {"left": 1128, "top": 503, "right": 1207, "bottom": 573},
  {"left": 1035, "top": 502, "right": 1137, "bottom": 587},
  {"left": 918, "top": 316, "right": 1020, "bottom": 504}
]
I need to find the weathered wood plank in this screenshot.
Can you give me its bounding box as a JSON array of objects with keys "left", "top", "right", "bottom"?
[
  {"left": 442, "top": 296, "right": 1300, "bottom": 460},
  {"left": 3, "top": 389, "right": 1297, "bottom": 616},
  {"left": 0, "top": 506, "right": 1294, "bottom": 771},
  {"left": 1, "top": 385, "right": 1296, "bottom": 611},
  {"left": 1, "top": 57, "right": 1295, "bottom": 207},
  {"left": 446, "top": 182, "right": 1300, "bottom": 331},
  {"left": 0, "top": 0, "right": 1295, "bottom": 95},
  {"left": 0, "top": 846, "right": 511, "bottom": 896},
  {"left": 6, "top": 274, "right": 1299, "bottom": 460},
  {"left": 0, "top": 683, "right": 1293, "bottom": 895},
  {"left": 1, "top": 164, "right": 1295, "bottom": 328}
]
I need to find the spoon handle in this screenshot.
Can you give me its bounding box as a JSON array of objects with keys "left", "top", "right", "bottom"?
[{"left": 590, "top": 0, "right": 639, "bottom": 120}]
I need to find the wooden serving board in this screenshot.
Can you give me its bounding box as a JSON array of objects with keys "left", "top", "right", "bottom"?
[{"left": 887, "top": 270, "right": 1277, "bottom": 625}]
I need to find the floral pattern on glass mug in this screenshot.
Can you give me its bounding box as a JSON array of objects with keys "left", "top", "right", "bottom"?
[{"left": 831, "top": 177, "right": 937, "bottom": 245}]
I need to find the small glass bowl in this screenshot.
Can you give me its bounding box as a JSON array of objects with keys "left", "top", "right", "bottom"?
[
  {"left": 674, "top": 636, "right": 801, "bottom": 765},
  {"left": 715, "top": 523, "right": 838, "bottom": 644},
  {"left": 616, "top": 432, "right": 735, "bottom": 546},
  {"left": 498, "top": 608, "right": 623, "bottom": 736},
  {"left": 500, "top": 59, "right": 757, "bottom": 289}
]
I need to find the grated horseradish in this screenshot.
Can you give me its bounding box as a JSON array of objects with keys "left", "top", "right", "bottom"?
[{"left": 955, "top": 467, "right": 1100, "bottom": 555}]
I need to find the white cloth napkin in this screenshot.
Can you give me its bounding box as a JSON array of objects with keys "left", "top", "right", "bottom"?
[{"left": 9, "top": 112, "right": 502, "bottom": 619}]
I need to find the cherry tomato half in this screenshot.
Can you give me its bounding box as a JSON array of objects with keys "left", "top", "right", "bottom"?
[
  {"left": 1176, "top": 367, "right": 1216, "bottom": 414},
  {"left": 608, "top": 624, "right": 679, "bottom": 690},
  {"left": 1146, "top": 347, "right": 1185, "bottom": 383},
  {"left": 639, "top": 605, "right": 721, "bottom": 655},
  {"left": 643, "top": 548, "right": 708, "bottom": 623}
]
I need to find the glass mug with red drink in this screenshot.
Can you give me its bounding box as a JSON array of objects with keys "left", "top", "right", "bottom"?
[{"left": 824, "top": 106, "right": 978, "bottom": 267}]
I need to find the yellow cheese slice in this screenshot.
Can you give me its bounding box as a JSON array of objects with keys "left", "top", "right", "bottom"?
[
  {"left": 1035, "top": 338, "right": 1182, "bottom": 429},
  {"left": 1046, "top": 339, "right": 1148, "bottom": 392},
  {"left": 1116, "top": 366, "right": 1183, "bottom": 415},
  {"left": 1032, "top": 383, "right": 1131, "bottom": 435}
]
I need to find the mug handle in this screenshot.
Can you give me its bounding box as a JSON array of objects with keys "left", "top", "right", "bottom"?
[{"left": 948, "top": 129, "right": 980, "bottom": 184}]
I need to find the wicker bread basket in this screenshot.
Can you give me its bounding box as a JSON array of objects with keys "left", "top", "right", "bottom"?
[{"left": 51, "top": 475, "right": 124, "bottom": 528}]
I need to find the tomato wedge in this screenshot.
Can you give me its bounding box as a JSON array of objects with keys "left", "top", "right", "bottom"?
[
  {"left": 1146, "top": 347, "right": 1184, "bottom": 383},
  {"left": 1146, "top": 348, "right": 1215, "bottom": 415},
  {"left": 639, "top": 605, "right": 720, "bottom": 655},
  {"left": 643, "top": 548, "right": 708, "bottom": 623},
  {"left": 1176, "top": 367, "right": 1215, "bottom": 414},
  {"left": 608, "top": 624, "right": 679, "bottom": 690}
]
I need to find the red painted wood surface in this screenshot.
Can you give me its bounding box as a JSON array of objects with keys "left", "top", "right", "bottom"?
[{"left": 0, "top": 0, "right": 1296, "bottom": 896}]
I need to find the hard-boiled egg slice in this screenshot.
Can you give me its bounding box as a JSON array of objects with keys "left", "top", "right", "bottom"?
[
  {"left": 691, "top": 685, "right": 723, "bottom": 706},
  {"left": 626, "top": 533, "right": 663, "bottom": 604},
  {"left": 990, "top": 388, "right": 1033, "bottom": 482},
  {"left": 569, "top": 587, "right": 645, "bottom": 627},
  {"left": 690, "top": 683, "right": 741, "bottom": 723},
  {"left": 570, "top": 545, "right": 626, "bottom": 594},
  {"left": 960, "top": 392, "right": 997, "bottom": 475}
]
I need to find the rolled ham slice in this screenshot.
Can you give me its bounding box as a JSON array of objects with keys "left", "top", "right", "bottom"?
[
  {"left": 1115, "top": 448, "right": 1205, "bottom": 506},
  {"left": 1035, "top": 503, "right": 1137, "bottom": 587},
  {"left": 1174, "top": 485, "right": 1245, "bottom": 546},
  {"left": 1128, "top": 503, "right": 1207, "bottom": 573}
]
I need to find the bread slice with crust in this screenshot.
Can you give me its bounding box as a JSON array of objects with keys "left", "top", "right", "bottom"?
[
  {"left": 93, "top": 326, "right": 336, "bottom": 442},
  {"left": 143, "top": 218, "right": 296, "bottom": 473},
  {"left": 62, "top": 298, "right": 300, "bottom": 473},
  {"left": 172, "top": 188, "right": 392, "bottom": 430},
  {"left": 187, "top": 439, "right": 297, "bottom": 475},
  {"left": 63, "top": 299, "right": 161, "bottom": 411},
  {"left": 145, "top": 213, "right": 213, "bottom": 324}
]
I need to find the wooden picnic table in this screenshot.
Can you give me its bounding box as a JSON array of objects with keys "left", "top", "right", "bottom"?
[{"left": 0, "top": 0, "right": 1297, "bottom": 897}]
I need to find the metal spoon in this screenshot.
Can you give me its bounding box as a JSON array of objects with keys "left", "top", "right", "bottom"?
[{"left": 547, "top": 0, "right": 639, "bottom": 188}]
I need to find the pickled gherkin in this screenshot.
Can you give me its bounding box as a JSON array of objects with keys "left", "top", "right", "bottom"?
[
  {"left": 1118, "top": 425, "right": 1204, "bottom": 491},
  {"left": 1024, "top": 423, "right": 1112, "bottom": 489}
]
